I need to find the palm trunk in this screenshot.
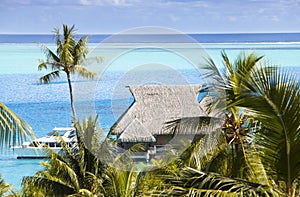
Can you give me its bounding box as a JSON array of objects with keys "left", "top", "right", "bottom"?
[{"left": 66, "top": 72, "right": 76, "bottom": 120}]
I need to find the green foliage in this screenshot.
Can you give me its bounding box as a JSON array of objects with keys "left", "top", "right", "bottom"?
[
  {"left": 38, "top": 24, "right": 96, "bottom": 82},
  {"left": 37, "top": 24, "right": 97, "bottom": 118},
  {"left": 0, "top": 175, "right": 10, "bottom": 196},
  {"left": 166, "top": 167, "right": 282, "bottom": 196},
  {"left": 0, "top": 102, "right": 35, "bottom": 149},
  {"left": 21, "top": 116, "right": 144, "bottom": 197},
  {"left": 233, "top": 66, "right": 300, "bottom": 195},
  {"left": 101, "top": 165, "right": 138, "bottom": 197},
  {"left": 149, "top": 51, "right": 290, "bottom": 196},
  {"left": 19, "top": 50, "right": 300, "bottom": 196},
  {"left": 22, "top": 116, "right": 105, "bottom": 196},
  {"left": 0, "top": 175, "right": 21, "bottom": 197}
]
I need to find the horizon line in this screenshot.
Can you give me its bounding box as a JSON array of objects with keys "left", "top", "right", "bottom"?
[{"left": 0, "top": 31, "right": 300, "bottom": 35}]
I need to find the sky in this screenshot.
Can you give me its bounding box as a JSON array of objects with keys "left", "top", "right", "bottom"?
[{"left": 0, "top": 0, "right": 300, "bottom": 34}]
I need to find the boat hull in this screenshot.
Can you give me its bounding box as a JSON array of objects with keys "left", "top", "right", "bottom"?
[{"left": 12, "top": 147, "right": 61, "bottom": 159}]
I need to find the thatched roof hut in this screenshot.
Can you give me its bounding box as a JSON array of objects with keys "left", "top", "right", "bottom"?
[
  {"left": 118, "top": 119, "right": 156, "bottom": 142},
  {"left": 110, "top": 84, "right": 210, "bottom": 143}
]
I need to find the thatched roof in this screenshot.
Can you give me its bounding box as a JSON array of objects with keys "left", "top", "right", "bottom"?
[
  {"left": 118, "top": 119, "right": 156, "bottom": 142},
  {"left": 110, "top": 84, "right": 209, "bottom": 142}
]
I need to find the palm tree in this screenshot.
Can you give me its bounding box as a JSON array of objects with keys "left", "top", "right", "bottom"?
[
  {"left": 22, "top": 116, "right": 105, "bottom": 196},
  {"left": 0, "top": 102, "right": 34, "bottom": 149},
  {"left": 155, "top": 51, "right": 300, "bottom": 196},
  {"left": 206, "top": 51, "right": 264, "bottom": 178},
  {"left": 0, "top": 103, "right": 33, "bottom": 197},
  {"left": 22, "top": 116, "right": 144, "bottom": 197},
  {"left": 203, "top": 51, "right": 263, "bottom": 143},
  {"left": 232, "top": 66, "right": 300, "bottom": 195},
  {"left": 149, "top": 51, "right": 285, "bottom": 196},
  {"left": 38, "top": 24, "right": 97, "bottom": 119},
  {"left": 170, "top": 51, "right": 264, "bottom": 178}
]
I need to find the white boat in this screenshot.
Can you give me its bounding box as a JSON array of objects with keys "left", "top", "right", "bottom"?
[{"left": 12, "top": 127, "right": 77, "bottom": 159}]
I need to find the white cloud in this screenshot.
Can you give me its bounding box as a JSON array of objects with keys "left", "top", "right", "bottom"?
[{"left": 1, "top": 0, "right": 300, "bottom": 33}]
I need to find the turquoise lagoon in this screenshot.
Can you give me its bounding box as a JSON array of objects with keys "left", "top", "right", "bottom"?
[{"left": 0, "top": 34, "right": 300, "bottom": 190}]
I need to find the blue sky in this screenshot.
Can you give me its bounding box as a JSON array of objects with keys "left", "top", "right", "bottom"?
[{"left": 0, "top": 0, "right": 300, "bottom": 34}]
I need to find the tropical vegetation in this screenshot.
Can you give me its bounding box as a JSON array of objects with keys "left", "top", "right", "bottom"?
[
  {"left": 0, "top": 102, "right": 34, "bottom": 149},
  {"left": 151, "top": 51, "right": 300, "bottom": 196},
  {"left": 0, "top": 175, "right": 11, "bottom": 196},
  {"left": 22, "top": 116, "right": 103, "bottom": 196},
  {"left": 37, "top": 24, "right": 97, "bottom": 118},
  {"left": 19, "top": 51, "right": 300, "bottom": 197},
  {"left": 22, "top": 116, "right": 142, "bottom": 197},
  {"left": 2, "top": 26, "right": 300, "bottom": 196},
  {"left": 0, "top": 102, "right": 35, "bottom": 196}
]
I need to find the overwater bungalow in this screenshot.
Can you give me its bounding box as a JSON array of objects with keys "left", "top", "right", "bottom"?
[{"left": 110, "top": 84, "right": 216, "bottom": 156}]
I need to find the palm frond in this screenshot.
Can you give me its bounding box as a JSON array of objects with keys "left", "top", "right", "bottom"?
[
  {"left": 180, "top": 130, "right": 227, "bottom": 172},
  {"left": 0, "top": 175, "right": 12, "bottom": 196},
  {"left": 233, "top": 66, "right": 300, "bottom": 192},
  {"left": 177, "top": 187, "right": 239, "bottom": 197},
  {"left": 166, "top": 167, "right": 283, "bottom": 196},
  {"left": 53, "top": 136, "right": 86, "bottom": 186},
  {"left": 51, "top": 154, "right": 80, "bottom": 191},
  {"left": 103, "top": 165, "right": 138, "bottom": 197},
  {"left": 204, "top": 50, "right": 264, "bottom": 97},
  {"left": 221, "top": 50, "right": 234, "bottom": 79},
  {"left": 73, "top": 35, "right": 89, "bottom": 65},
  {"left": 37, "top": 60, "right": 63, "bottom": 71},
  {"left": 164, "top": 116, "right": 223, "bottom": 135},
  {"left": 22, "top": 176, "right": 75, "bottom": 196},
  {"left": 0, "top": 102, "right": 35, "bottom": 149},
  {"left": 59, "top": 24, "right": 76, "bottom": 64},
  {"left": 72, "top": 65, "right": 97, "bottom": 79},
  {"left": 39, "top": 43, "right": 60, "bottom": 64},
  {"left": 37, "top": 62, "right": 47, "bottom": 71},
  {"left": 54, "top": 26, "right": 61, "bottom": 49},
  {"left": 235, "top": 51, "right": 264, "bottom": 81},
  {"left": 240, "top": 143, "right": 271, "bottom": 186},
  {"left": 21, "top": 116, "right": 107, "bottom": 196},
  {"left": 202, "top": 56, "right": 225, "bottom": 86},
  {"left": 38, "top": 70, "right": 60, "bottom": 84},
  {"left": 68, "top": 189, "right": 96, "bottom": 197},
  {"left": 73, "top": 116, "right": 103, "bottom": 176},
  {"left": 84, "top": 172, "right": 106, "bottom": 195},
  {"left": 34, "top": 149, "right": 80, "bottom": 191},
  {"left": 84, "top": 56, "right": 104, "bottom": 66}
]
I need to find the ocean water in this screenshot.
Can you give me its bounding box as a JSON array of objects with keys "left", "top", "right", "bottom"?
[{"left": 1, "top": 33, "right": 300, "bottom": 190}]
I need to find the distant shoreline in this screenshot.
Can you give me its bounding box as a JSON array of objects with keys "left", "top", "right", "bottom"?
[{"left": 1, "top": 33, "right": 300, "bottom": 44}]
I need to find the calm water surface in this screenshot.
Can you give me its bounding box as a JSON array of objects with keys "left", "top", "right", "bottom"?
[{"left": 1, "top": 33, "right": 300, "bottom": 190}]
